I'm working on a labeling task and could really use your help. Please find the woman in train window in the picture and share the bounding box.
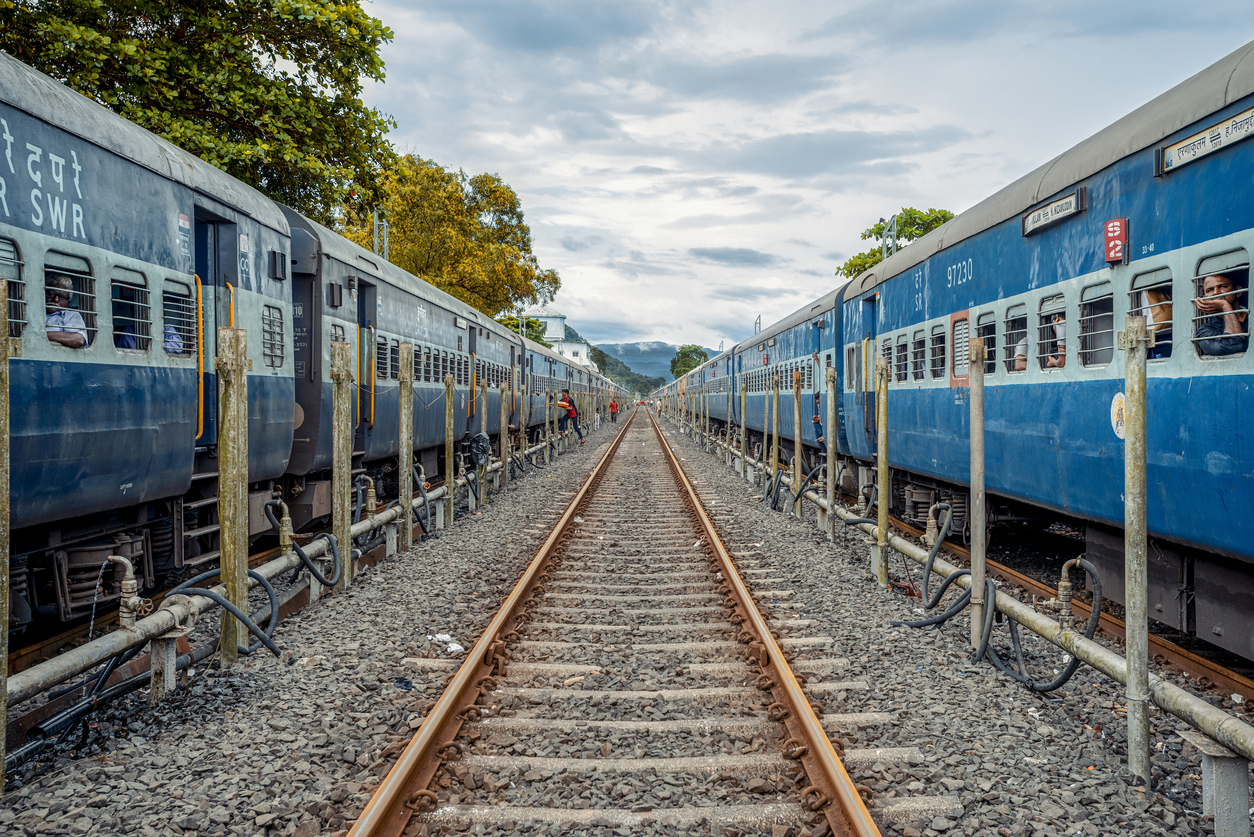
[1195,273,1249,356]
[1138,287,1173,359]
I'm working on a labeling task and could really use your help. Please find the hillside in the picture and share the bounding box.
[595,342,720,382]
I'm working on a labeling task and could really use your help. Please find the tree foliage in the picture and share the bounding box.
[0,0,398,224]
[496,315,551,348]
[590,346,665,395]
[835,207,955,279]
[670,344,709,378]
[346,155,561,317]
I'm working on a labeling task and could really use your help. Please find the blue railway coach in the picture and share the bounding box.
[669,41,1254,659]
[0,53,625,633]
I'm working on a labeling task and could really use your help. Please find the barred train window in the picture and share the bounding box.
[162,280,196,356]
[1079,283,1114,367]
[845,347,856,391]
[0,238,26,338]
[911,330,925,380]
[330,323,345,345]
[1191,249,1249,359]
[1004,304,1027,373]
[414,346,423,382]
[44,251,97,346]
[952,319,969,377]
[976,313,996,375]
[389,339,400,380]
[375,336,388,378]
[894,336,908,382]
[1037,295,1066,370]
[111,269,151,351]
[929,325,946,379]
[1129,268,1172,360]
[262,305,284,367]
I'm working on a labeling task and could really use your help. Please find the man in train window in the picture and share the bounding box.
[1195,273,1249,356]
[45,272,87,348]
[1045,312,1066,368]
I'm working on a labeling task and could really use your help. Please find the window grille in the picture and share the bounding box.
[911,331,926,380]
[1079,283,1115,366]
[881,339,892,381]
[375,336,388,378]
[976,313,996,375]
[414,346,423,383]
[930,326,946,378]
[1191,250,1249,358]
[110,270,151,351]
[44,253,97,345]
[1037,295,1066,370]
[1,239,25,338]
[331,323,345,345]
[161,280,196,356]
[260,305,283,367]
[952,319,969,377]
[1004,305,1027,372]
[390,339,400,380]
[845,347,856,391]
[894,336,908,382]
[1129,268,1173,360]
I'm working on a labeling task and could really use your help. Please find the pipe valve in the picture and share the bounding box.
[108,555,147,629]
[1057,559,1078,632]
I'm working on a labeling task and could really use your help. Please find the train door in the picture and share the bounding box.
[465,326,478,435]
[356,279,377,435]
[860,294,878,446]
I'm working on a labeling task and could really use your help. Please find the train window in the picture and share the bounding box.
[0,238,26,338]
[880,339,892,382]
[413,346,422,382]
[976,313,996,375]
[1004,304,1027,373]
[423,347,432,382]
[44,252,97,347]
[894,335,908,382]
[911,331,925,380]
[261,305,284,367]
[1129,268,1173,360]
[389,340,400,380]
[1191,249,1249,358]
[1078,283,1115,367]
[111,271,152,351]
[952,319,969,377]
[331,323,346,346]
[929,325,946,379]
[845,347,856,391]
[443,351,450,382]
[375,336,388,378]
[161,280,196,357]
[1036,295,1066,370]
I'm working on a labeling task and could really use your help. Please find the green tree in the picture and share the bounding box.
[670,344,709,378]
[496,315,551,347]
[835,207,955,279]
[0,0,398,224]
[346,155,560,317]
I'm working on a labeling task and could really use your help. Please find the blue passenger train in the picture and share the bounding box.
[0,53,623,632]
[664,41,1254,660]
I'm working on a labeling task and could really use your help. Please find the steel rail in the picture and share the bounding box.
[347,410,638,837]
[646,410,881,837]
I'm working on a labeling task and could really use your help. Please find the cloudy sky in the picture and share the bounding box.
[362,1,1252,349]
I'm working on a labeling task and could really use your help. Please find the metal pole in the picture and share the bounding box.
[770,374,780,480]
[444,374,455,524]
[793,369,803,515]
[215,327,248,664]
[825,366,837,542]
[968,337,986,649]
[875,357,889,588]
[739,378,748,478]
[0,277,10,773]
[399,342,414,550]
[331,342,352,589]
[1124,314,1152,783]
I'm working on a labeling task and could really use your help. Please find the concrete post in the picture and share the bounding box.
[0,277,10,772]
[763,379,771,484]
[770,374,780,480]
[499,382,509,484]
[215,327,248,665]
[544,389,552,464]
[968,337,986,650]
[331,343,352,591]
[875,357,889,588]
[398,342,414,550]
[793,369,803,516]
[1123,314,1152,783]
[444,374,455,524]
[478,386,488,504]
[739,379,748,478]
[825,366,837,542]
[149,634,179,705]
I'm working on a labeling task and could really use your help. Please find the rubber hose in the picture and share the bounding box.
[792,462,825,507]
[290,533,343,589]
[465,470,480,503]
[918,504,954,606]
[172,588,281,657]
[173,566,280,654]
[889,569,973,626]
[412,466,432,533]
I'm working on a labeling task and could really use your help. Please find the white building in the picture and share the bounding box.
[522,303,599,372]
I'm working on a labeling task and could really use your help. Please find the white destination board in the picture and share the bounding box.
[1022,190,1083,236]
[1162,105,1254,172]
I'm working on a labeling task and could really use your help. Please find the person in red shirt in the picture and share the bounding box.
[556,389,584,444]
[609,398,619,422]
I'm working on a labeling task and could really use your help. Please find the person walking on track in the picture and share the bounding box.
[609,398,619,422]
[556,389,584,445]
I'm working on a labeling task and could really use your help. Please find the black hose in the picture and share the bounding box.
[168,584,281,657]
[465,470,480,503]
[413,466,432,534]
[290,534,343,589]
[919,504,954,605]
[171,566,281,655]
[792,462,825,507]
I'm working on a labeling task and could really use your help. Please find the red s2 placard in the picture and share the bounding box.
[1105,218,1128,264]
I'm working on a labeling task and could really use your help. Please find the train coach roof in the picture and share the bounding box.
[0,52,290,235]
[733,285,846,352]
[847,39,1254,297]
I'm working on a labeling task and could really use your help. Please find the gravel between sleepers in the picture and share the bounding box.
[0,425,618,837]
[660,418,1254,837]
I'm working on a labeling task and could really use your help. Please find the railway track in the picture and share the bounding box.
[347,409,962,837]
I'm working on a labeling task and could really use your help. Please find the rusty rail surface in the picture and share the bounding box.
[347,410,640,837]
[887,516,1254,701]
[649,411,880,837]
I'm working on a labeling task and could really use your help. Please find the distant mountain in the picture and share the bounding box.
[595,342,719,382]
